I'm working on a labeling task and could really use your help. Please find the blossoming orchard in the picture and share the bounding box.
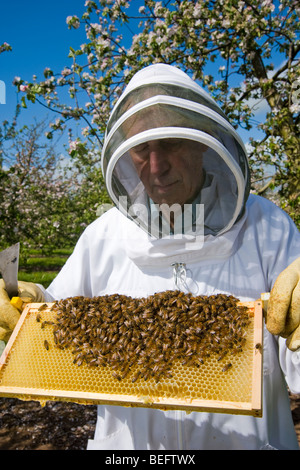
[0,0,299,253]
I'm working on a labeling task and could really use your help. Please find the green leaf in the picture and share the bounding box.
[21,96,27,108]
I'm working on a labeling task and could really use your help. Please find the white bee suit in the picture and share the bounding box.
[45,64,300,449]
[45,195,300,450]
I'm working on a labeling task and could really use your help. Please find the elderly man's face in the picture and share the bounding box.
[129,138,205,206]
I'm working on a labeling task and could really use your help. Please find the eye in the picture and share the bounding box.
[132,142,148,152]
[132,142,149,153]
[130,142,150,161]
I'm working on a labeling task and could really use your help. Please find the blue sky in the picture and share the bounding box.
[0,1,88,129]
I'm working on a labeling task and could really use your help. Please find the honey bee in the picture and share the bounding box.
[112,372,121,381]
[38,303,48,311]
[121,369,129,380]
[44,340,50,351]
[222,363,232,372]
[217,352,227,362]
[131,371,141,383]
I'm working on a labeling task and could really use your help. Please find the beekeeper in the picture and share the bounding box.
[0,64,300,450]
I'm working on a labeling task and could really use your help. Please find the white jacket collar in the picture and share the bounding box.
[121,208,247,268]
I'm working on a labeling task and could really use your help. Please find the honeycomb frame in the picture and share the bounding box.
[0,300,263,416]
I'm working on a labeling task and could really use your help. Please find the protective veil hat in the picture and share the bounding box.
[101,64,250,238]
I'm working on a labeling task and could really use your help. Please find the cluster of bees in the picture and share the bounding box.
[40,290,251,383]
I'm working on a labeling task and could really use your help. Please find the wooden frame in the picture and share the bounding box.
[0,300,263,416]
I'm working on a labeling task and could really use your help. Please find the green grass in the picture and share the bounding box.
[18,271,59,288]
[23,256,67,270]
[18,248,72,288]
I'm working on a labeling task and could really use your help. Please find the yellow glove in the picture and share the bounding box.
[266,257,300,351]
[0,279,45,342]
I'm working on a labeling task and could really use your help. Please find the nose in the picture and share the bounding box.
[148,142,170,176]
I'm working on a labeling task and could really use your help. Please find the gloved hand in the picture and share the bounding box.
[266,257,300,351]
[0,279,45,342]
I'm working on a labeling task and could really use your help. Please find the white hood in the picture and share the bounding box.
[101,64,250,239]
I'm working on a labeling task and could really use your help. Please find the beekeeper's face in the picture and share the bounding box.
[129,138,206,206]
